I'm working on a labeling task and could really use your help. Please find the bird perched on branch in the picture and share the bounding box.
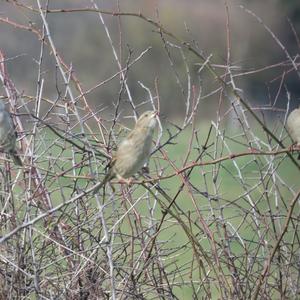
[0,101,22,166]
[286,107,300,160]
[94,110,158,193]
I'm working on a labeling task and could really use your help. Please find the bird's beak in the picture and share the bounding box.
[153,110,159,117]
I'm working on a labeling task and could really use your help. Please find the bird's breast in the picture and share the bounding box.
[114,129,153,178]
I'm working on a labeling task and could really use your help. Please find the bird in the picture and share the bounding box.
[0,101,22,166]
[286,107,300,160]
[94,110,158,193]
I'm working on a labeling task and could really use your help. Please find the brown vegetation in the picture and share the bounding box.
[0,1,300,299]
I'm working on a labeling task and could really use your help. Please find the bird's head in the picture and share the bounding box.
[135,110,158,130]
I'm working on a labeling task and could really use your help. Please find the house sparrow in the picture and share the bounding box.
[286,107,300,159]
[0,101,22,166]
[94,110,158,193]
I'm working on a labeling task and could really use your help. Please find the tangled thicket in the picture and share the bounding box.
[0,1,300,299]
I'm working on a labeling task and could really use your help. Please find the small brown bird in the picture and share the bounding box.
[0,101,22,166]
[286,107,300,160]
[94,110,158,193]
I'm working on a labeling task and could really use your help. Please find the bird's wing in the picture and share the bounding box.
[0,112,17,151]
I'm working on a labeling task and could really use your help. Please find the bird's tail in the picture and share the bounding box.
[93,172,114,194]
[298,153,300,160]
[12,152,22,166]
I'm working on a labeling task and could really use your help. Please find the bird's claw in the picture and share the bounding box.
[118,177,133,185]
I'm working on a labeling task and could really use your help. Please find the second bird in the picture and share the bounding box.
[286,107,300,160]
[0,101,22,166]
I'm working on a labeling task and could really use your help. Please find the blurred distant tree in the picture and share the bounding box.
[277,0,300,107]
[279,0,300,45]
[280,0,300,22]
